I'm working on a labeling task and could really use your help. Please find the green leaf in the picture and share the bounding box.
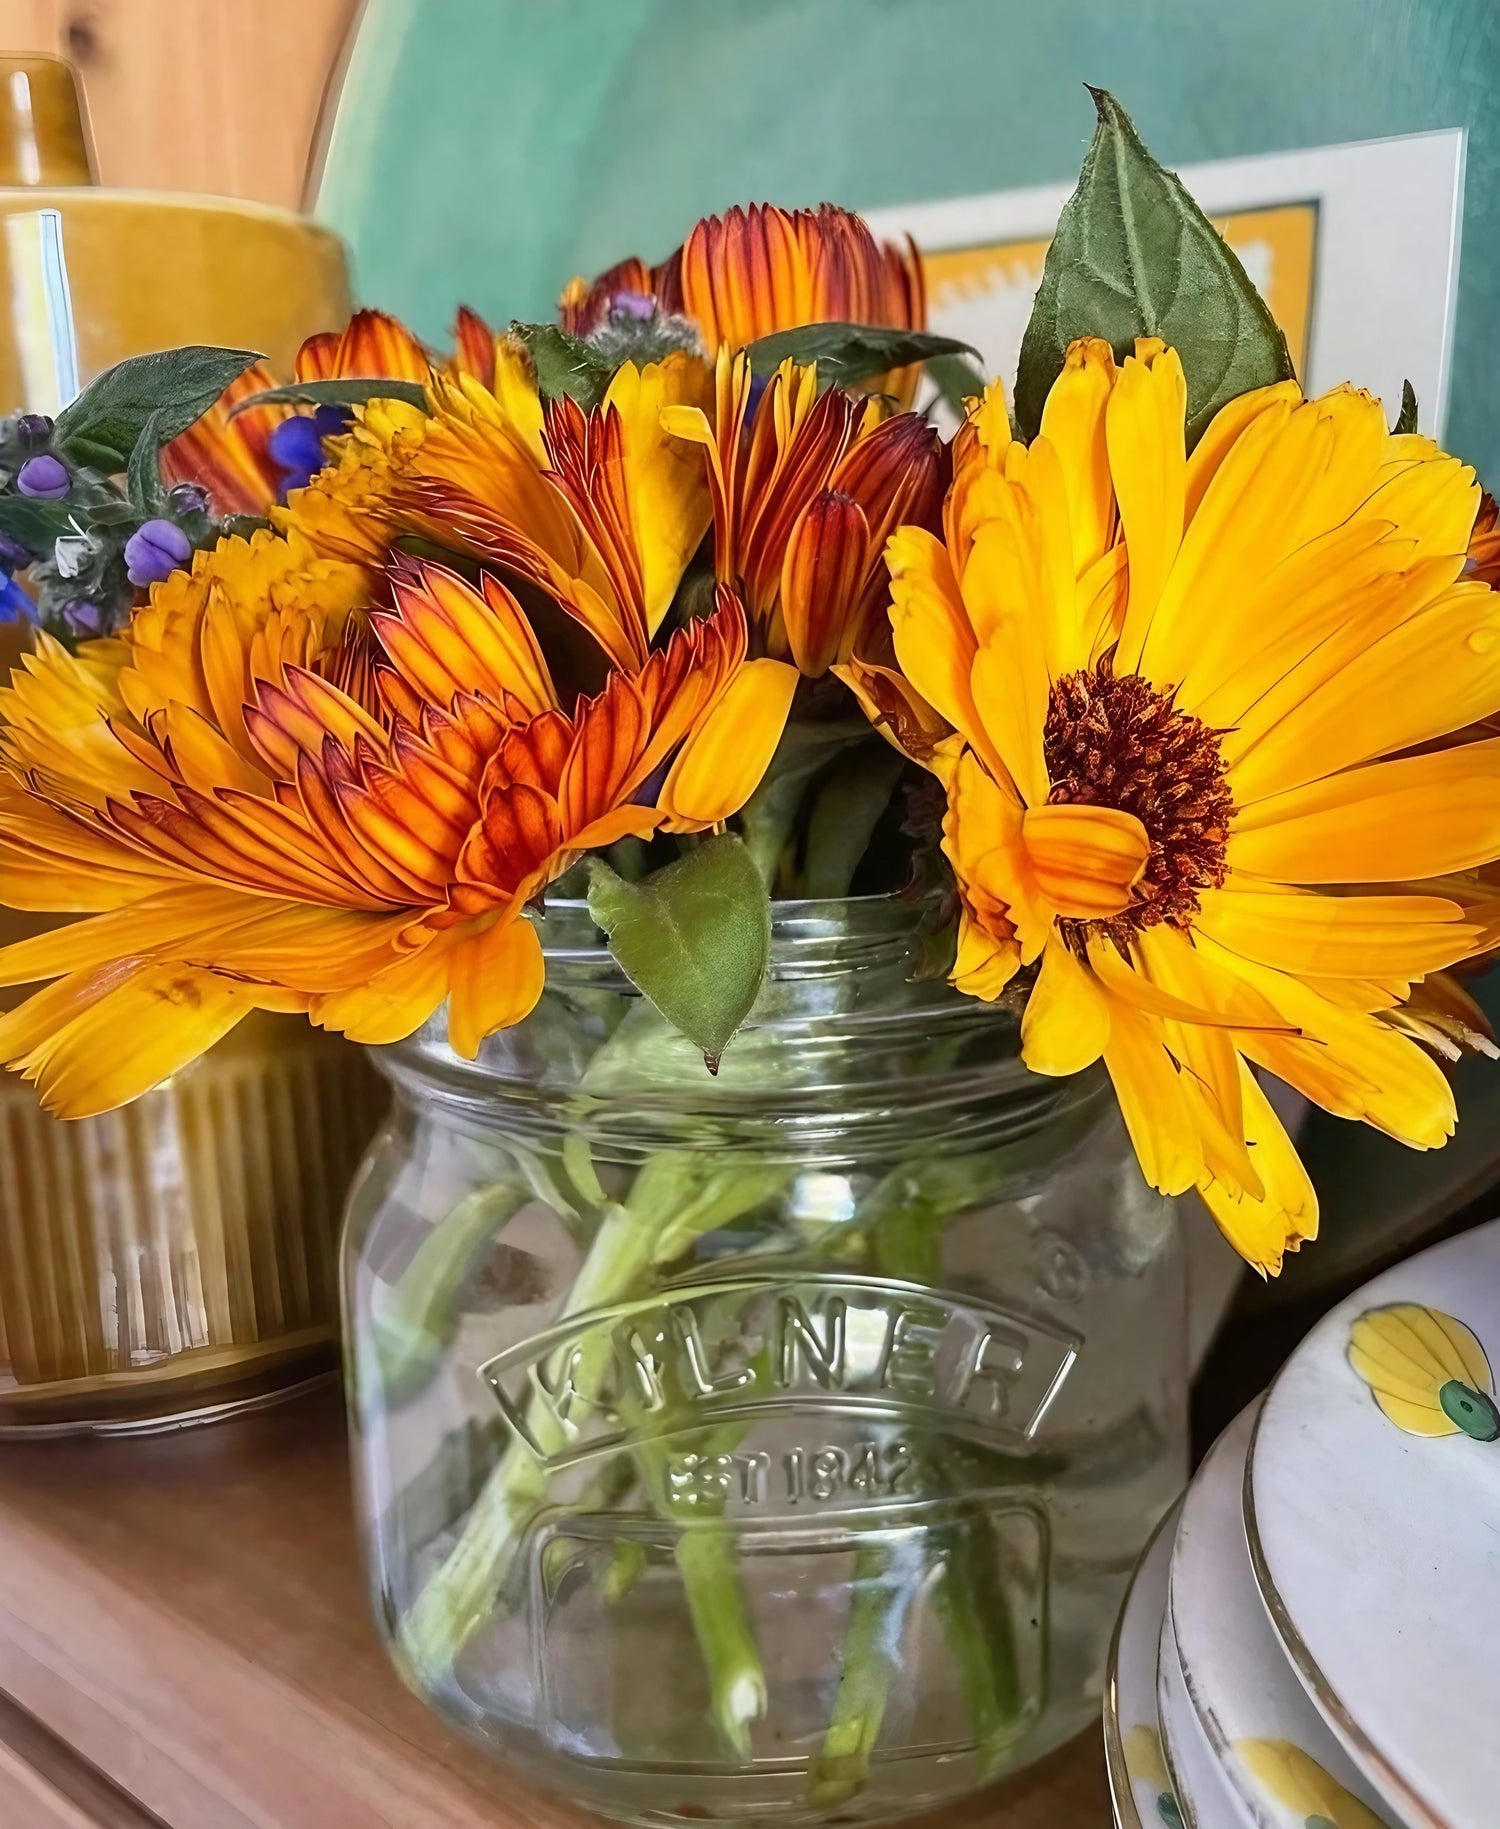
[1014,88,1295,447]
[125,411,168,517]
[586,835,770,1068]
[1394,378,1419,435]
[924,351,990,417]
[227,375,429,418]
[508,322,617,410]
[746,323,982,392]
[0,494,73,551]
[52,345,263,471]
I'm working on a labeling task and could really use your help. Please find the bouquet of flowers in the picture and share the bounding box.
[1,89,1499,1799]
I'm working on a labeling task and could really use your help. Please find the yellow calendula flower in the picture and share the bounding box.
[886,335,1500,1273]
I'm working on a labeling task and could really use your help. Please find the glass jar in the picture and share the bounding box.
[344,899,1186,1825]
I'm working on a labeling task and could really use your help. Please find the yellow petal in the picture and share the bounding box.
[1227,580,1500,804]
[603,354,714,632]
[1198,1061,1317,1276]
[1039,337,1118,578]
[1101,994,1203,1196]
[970,630,1050,809]
[1108,346,1187,672]
[659,658,798,826]
[1020,937,1110,1075]
[1020,802,1149,918]
[1195,885,1475,979]
[446,915,545,1059]
[951,907,1021,1000]
[1228,740,1500,883]
[942,747,1054,966]
[1206,937,1458,1148]
[311,939,452,1045]
[6,963,261,1117]
[888,526,991,760]
[1184,379,1303,522]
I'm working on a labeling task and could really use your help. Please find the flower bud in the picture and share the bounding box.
[16,453,69,499]
[15,413,54,452]
[167,481,210,517]
[124,518,193,587]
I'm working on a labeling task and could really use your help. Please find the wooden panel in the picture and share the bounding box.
[0,1390,1109,1828]
[0,0,361,206]
[0,1691,165,1826]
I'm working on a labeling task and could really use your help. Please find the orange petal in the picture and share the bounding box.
[1020,802,1149,918]
[780,491,872,676]
[446,916,545,1059]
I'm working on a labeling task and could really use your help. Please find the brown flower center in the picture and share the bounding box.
[1042,663,1232,950]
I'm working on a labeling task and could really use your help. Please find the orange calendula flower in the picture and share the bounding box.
[162,307,501,518]
[887,336,1500,1273]
[0,527,790,1116]
[561,203,926,401]
[662,350,947,676]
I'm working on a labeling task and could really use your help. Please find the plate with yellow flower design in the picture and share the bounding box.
[1158,1603,1254,1827]
[1105,1500,1185,1828]
[1170,1402,1399,1828]
[1247,1216,1500,1829]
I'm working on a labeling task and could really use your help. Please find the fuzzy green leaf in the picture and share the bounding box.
[125,411,168,517]
[1394,378,1419,435]
[52,345,263,471]
[0,494,73,551]
[227,375,428,418]
[1014,88,1295,447]
[509,322,616,410]
[587,835,770,1067]
[746,323,982,391]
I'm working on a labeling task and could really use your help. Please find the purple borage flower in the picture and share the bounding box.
[124,518,193,587]
[16,453,69,499]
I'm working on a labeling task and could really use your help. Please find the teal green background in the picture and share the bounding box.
[316,0,1500,475]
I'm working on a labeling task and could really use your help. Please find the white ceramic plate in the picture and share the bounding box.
[1247,1215,1500,1829]
[1171,1401,1403,1828]
[1105,1500,1184,1829]
[1158,1605,1252,1828]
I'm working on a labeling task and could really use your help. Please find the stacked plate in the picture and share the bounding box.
[1105,1214,1500,1829]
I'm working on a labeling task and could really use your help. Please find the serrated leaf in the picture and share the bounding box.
[924,351,990,417]
[1394,379,1419,435]
[227,375,429,418]
[125,411,168,516]
[586,835,770,1066]
[747,323,981,391]
[52,345,263,472]
[1014,88,1295,447]
[0,494,73,551]
[508,322,616,410]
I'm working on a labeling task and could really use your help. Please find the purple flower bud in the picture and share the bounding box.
[15,413,53,450]
[16,453,69,499]
[267,413,326,477]
[167,481,210,516]
[61,599,105,637]
[0,531,31,571]
[609,289,657,323]
[124,518,193,587]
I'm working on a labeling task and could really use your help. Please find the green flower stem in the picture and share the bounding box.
[808,1536,925,1806]
[398,1151,785,1702]
[933,1508,1024,1776]
[674,1523,769,1758]
[372,1179,525,1405]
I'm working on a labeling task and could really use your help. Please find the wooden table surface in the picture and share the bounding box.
[0,1386,1110,1828]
